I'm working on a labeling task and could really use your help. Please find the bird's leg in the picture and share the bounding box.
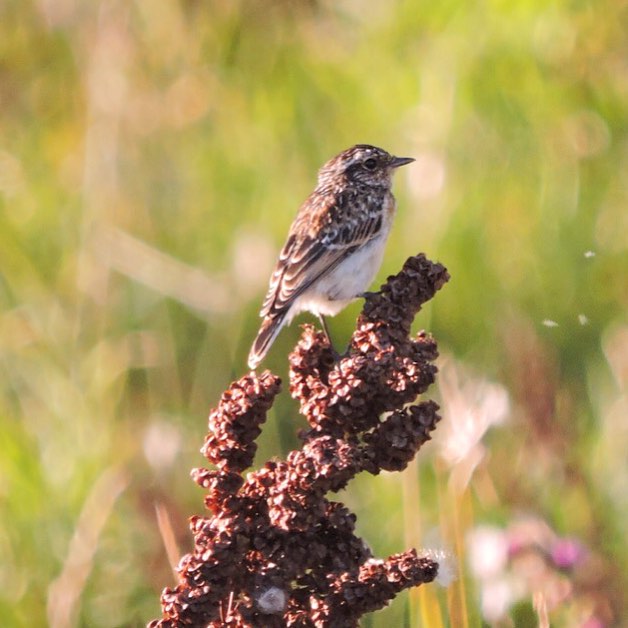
[317,314,340,359]
[358,290,377,299]
[317,313,333,345]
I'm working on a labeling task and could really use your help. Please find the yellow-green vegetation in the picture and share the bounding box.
[1,1,626,626]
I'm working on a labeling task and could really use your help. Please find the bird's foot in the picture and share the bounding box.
[358,291,377,299]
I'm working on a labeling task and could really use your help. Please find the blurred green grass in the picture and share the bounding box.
[1,1,626,626]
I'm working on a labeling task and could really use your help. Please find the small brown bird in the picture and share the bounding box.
[248,144,414,369]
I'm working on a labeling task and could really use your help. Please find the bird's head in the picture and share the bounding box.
[317,144,414,189]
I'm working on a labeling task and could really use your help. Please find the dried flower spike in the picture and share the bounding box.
[149,253,449,627]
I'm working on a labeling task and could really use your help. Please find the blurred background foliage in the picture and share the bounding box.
[0,0,626,626]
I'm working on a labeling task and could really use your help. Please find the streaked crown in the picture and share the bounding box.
[317,144,414,189]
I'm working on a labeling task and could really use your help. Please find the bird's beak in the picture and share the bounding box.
[390,156,415,168]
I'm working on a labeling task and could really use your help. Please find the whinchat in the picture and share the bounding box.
[248,144,414,369]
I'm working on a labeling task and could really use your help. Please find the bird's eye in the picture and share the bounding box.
[363,157,378,170]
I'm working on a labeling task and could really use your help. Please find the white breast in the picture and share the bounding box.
[287,229,390,321]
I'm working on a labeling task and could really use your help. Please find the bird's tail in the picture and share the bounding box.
[248,312,287,369]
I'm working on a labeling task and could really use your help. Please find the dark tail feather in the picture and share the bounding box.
[248,313,287,369]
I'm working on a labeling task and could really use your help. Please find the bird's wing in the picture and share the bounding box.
[260,192,384,318]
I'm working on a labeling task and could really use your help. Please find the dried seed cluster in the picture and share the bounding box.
[149,254,449,627]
